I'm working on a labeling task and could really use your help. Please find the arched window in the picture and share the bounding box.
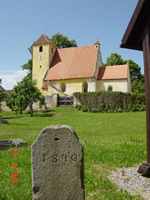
[108,85,113,91]
[61,84,66,92]
[84,82,88,92]
[39,46,43,52]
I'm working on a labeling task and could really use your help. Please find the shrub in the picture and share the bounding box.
[73,91,145,113]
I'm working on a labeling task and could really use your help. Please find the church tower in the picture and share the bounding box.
[32,34,56,91]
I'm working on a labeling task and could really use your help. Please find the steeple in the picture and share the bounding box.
[32,34,56,92]
[95,40,100,48]
[33,34,56,47]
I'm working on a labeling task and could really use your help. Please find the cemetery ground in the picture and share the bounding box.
[0,107,146,200]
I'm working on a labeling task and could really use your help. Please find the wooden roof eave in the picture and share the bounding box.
[120,0,150,51]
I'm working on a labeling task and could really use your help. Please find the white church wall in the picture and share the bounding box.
[100,79,129,93]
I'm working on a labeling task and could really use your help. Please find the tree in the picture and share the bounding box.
[0,88,7,123]
[6,85,28,114]
[51,33,77,48]
[0,89,7,112]
[125,59,145,95]
[104,53,145,95]
[21,46,32,79]
[104,53,124,66]
[6,77,44,116]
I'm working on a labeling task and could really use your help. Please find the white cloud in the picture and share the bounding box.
[0,70,28,90]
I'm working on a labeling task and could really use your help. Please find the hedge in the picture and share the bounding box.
[73,91,145,113]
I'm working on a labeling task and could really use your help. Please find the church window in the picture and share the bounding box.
[84,82,88,92]
[40,65,42,68]
[108,85,113,91]
[51,48,53,53]
[61,84,66,92]
[39,46,43,52]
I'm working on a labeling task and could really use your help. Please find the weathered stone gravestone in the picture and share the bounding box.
[32,125,85,200]
[0,139,28,150]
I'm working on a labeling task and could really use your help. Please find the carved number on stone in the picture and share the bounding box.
[52,154,77,163]
[71,154,77,162]
[52,154,58,163]
[62,154,68,163]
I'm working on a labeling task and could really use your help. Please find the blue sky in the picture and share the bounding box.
[0,0,143,90]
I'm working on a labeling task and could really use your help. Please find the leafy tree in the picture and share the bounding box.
[0,88,7,123]
[6,77,44,116]
[21,46,32,79]
[125,59,144,83]
[104,53,124,66]
[51,33,77,48]
[0,88,7,112]
[104,53,145,95]
[125,59,145,95]
[6,85,28,114]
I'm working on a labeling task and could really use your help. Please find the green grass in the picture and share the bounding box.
[0,107,146,200]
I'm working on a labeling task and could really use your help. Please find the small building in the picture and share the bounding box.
[32,34,131,96]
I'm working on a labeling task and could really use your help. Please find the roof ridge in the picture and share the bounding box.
[104,64,128,67]
[57,44,95,51]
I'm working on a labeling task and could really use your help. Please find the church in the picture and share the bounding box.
[32,34,131,96]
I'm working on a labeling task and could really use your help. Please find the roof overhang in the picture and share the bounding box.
[120,0,150,51]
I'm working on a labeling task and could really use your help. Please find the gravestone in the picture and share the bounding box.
[32,125,85,200]
[0,139,28,150]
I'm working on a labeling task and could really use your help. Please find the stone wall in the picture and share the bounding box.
[1,101,11,111]
[1,94,58,111]
[30,94,58,111]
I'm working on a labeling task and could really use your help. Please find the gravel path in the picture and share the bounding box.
[109,167,150,200]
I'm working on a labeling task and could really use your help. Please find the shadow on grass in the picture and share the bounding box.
[37,113,55,118]
[9,123,30,126]
[2,116,24,120]
[41,109,54,113]
[33,109,55,118]
[2,109,55,120]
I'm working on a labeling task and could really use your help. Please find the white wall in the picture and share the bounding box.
[100,79,129,93]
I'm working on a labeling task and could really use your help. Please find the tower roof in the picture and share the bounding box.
[94,40,100,45]
[33,34,56,47]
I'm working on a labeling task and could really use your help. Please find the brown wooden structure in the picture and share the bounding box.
[121,0,150,176]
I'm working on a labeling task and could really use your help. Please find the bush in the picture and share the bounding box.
[73,91,145,113]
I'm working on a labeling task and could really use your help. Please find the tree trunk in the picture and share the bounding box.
[29,102,33,117]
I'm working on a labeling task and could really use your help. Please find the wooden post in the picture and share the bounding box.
[138,27,150,176]
[142,27,150,163]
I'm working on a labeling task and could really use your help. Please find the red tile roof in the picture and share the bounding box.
[97,65,129,80]
[44,45,97,80]
[33,34,56,47]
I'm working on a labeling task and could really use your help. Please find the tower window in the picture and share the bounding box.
[39,46,43,52]
[83,83,88,92]
[51,48,53,53]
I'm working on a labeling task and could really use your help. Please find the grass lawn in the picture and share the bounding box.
[0,107,146,200]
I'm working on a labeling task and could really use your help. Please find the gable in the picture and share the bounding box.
[44,45,97,80]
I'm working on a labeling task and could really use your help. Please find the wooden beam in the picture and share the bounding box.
[142,27,150,163]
